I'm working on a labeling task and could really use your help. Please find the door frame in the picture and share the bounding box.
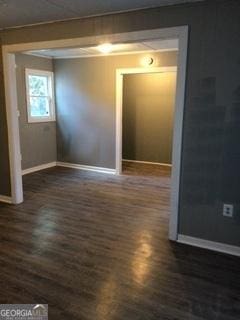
[116,66,177,174]
[2,26,188,241]
[116,64,183,241]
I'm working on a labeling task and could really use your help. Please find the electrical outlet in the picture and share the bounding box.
[223,204,234,218]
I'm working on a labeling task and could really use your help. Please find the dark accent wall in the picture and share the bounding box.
[122,72,177,164]
[15,53,57,170]
[0,0,240,246]
[54,52,177,168]
[0,44,11,196]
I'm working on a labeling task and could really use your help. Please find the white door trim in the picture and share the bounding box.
[116,28,188,241]
[2,52,23,204]
[168,28,188,240]
[2,26,187,53]
[2,26,188,241]
[116,66,177,174]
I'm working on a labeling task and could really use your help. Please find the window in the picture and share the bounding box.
[25,68,56,123]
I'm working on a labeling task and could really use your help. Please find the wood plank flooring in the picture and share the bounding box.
[0,164,239,320]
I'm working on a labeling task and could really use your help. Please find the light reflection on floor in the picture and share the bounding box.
[132,230,152,286]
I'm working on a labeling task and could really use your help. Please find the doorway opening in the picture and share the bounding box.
[2,26,188,241]
[116,67,177,176]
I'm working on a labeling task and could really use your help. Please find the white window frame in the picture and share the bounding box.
[25,68,56,123]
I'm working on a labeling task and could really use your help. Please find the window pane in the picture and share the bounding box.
[30,96,50,117]
[28,75,48,96]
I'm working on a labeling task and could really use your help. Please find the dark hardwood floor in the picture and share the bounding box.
[0,164,239,320]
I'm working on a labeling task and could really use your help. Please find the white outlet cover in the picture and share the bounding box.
[223,204,234,218]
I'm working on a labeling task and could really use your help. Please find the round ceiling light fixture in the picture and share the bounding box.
[97,43,113,54]
[141,56,154,67]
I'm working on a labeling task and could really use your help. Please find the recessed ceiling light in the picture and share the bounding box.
[97,43,113,54]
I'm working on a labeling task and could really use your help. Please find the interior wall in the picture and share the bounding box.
[15,53,57,170]
[0,0,240,247]
[122,72,177,164]
[0,44,11,196]
[54,51,177,168]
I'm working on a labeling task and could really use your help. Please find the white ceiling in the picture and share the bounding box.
[0,0,203,29]
[25,39,178,59]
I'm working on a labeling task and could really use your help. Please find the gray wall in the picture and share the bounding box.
[0,44,11,196]
[15,53,56,170]
[54,52,177,168]
[122,72,177,164]
[0,0,240,247]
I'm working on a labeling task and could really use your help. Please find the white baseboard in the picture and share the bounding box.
[122,159,172,167]
[178,234,240,257]
[0,195,12,204]
[22,162,57,175]
[57,162,116,175]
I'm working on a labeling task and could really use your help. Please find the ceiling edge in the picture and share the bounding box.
[0,1,205,32]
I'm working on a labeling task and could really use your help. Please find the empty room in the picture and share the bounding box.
[0,1,239,320]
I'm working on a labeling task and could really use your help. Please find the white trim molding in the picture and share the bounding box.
[116,66,177,175]
[168,27,188,241]
[0,195,12,204]
[114,28,188,243]
[2,52,23,204]
[3,26,187,53]
[57,162,116,174]
[22,162,57,176]
[122,159,172,167]
[178,235,240,257]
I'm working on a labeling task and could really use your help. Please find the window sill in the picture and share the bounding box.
[28,118,56,124]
